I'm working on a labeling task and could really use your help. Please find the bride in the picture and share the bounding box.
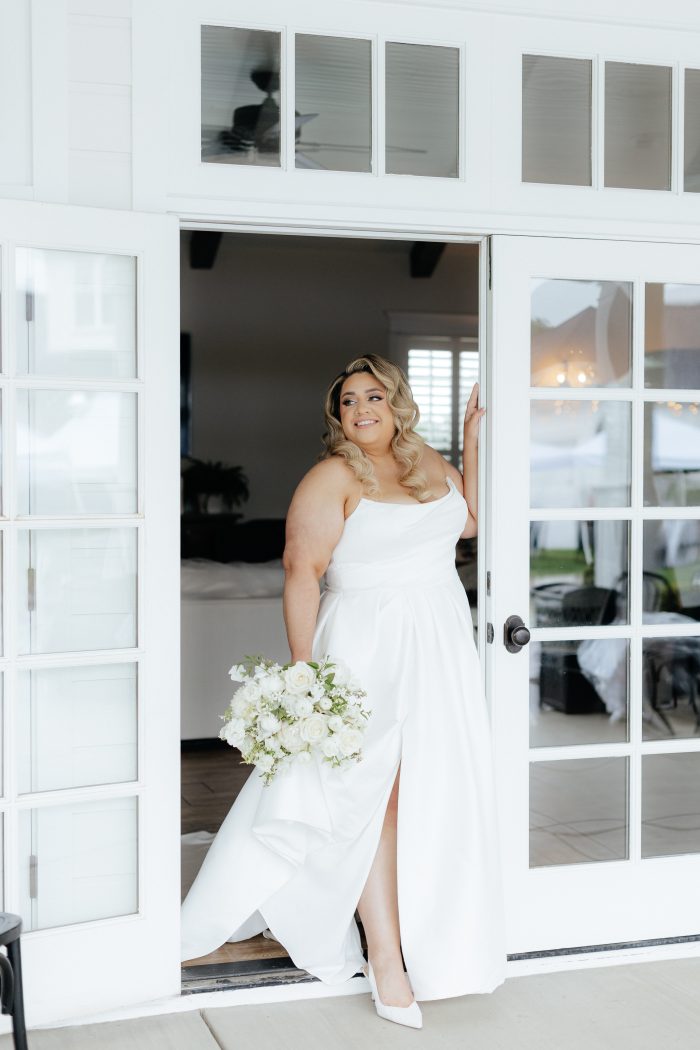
[181,353,507,1029]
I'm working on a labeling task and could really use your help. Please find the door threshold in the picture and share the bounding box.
[182,955,366,996]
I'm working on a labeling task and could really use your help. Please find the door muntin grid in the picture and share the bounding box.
[529,277,700,868]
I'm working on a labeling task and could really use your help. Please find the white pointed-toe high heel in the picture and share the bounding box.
[364,960,423,1029]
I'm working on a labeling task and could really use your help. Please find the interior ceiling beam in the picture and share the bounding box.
[190,231,223,270]
[409,241,445,278]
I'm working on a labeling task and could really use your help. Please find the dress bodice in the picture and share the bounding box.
[324,476,468,592]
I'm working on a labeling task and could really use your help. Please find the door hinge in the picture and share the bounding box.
[486,621,494,643]
[27,567,36,612]
[29,855,38,900]
[486,570,491,596]
[25,291,34,323]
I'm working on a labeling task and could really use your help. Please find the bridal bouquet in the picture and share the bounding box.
[220,655,371,785]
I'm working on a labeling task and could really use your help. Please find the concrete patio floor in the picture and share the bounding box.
[3,955,700,1049]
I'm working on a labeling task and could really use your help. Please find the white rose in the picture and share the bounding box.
[259,713,281,737]
[321,736,341,758]
[300,713,329,745]
[229,663,247,682]
[328,715,344,732]
[329,658,353,687]
[239,681,261,703]
[318,696,332,711]
[256,753,274,772]
[279,722,304,753]
[279,693,299,715]
[231,695,250,718]
[295,749,312,765]
[295,697,314,717]
[284,662,316,694]
[221,717,246,746]
[309,683,326,701]
[337,727,363,757]
[263,673,285,694]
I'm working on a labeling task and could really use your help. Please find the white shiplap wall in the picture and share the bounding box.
[67,0,132,208]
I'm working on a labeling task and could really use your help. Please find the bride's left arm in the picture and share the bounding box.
[442,380,485,539]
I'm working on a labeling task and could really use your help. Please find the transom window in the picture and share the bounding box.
[200,25,461,178]
[523,55,699,194]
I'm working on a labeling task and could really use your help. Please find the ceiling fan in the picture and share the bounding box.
[216,68,428,168]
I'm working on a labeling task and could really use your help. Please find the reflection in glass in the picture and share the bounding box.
[685,69,700,193]
[645,284,700,389]
[530,639,629,747]
[385,43,459,178]
[644,402,700,507]
[605,62,671,190]
[642,753,700,857]
[522,55,592,186]
[17,664,137,793]
[16,249,136,379]
[530,757,628,866]
[642,519,700,624]
[201,26,281,166]
[17,390,137,516]
[531,279,632,388]
[530,520,629,626]
[530,400,631,508]
[17,528,137,654]
[19,797,137,931]
[295,35,371,172]
[642,637,700,740]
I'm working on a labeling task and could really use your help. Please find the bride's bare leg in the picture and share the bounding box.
[356,763,414,1007]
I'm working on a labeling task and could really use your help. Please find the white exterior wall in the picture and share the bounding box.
[3,0,700,233]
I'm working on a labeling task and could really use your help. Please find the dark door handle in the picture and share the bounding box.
[504,614,531,653]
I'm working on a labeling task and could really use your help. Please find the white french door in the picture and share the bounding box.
[0,200,180,1024]
[489,235,700,954]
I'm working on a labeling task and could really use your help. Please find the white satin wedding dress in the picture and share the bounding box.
[180,474,507,1001]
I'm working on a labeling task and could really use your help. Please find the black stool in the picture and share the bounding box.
[0,914,28,1050]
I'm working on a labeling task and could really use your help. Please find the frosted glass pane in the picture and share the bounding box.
[16,248,136,378]
[645,283,700,389]
[17,390,137,516]
[17,528,137,654]
[531,279,632,388]
[605,62,671,190]
[295,35,371,172]
[201,26,281,166]
[530,400,631,508]
[522,55,592,186]
[685,69,700,192]
[19,797,138,931]
[17,664,137,793]
[385,43,458,178]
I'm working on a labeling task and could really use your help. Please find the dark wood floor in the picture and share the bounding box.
[181,742,251,835]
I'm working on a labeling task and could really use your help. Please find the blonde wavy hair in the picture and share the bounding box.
[320,354,431,501]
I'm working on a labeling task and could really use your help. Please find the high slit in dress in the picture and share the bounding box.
[180,474,508,1001]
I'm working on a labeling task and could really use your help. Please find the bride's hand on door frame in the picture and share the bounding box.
[463,381,486,447]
